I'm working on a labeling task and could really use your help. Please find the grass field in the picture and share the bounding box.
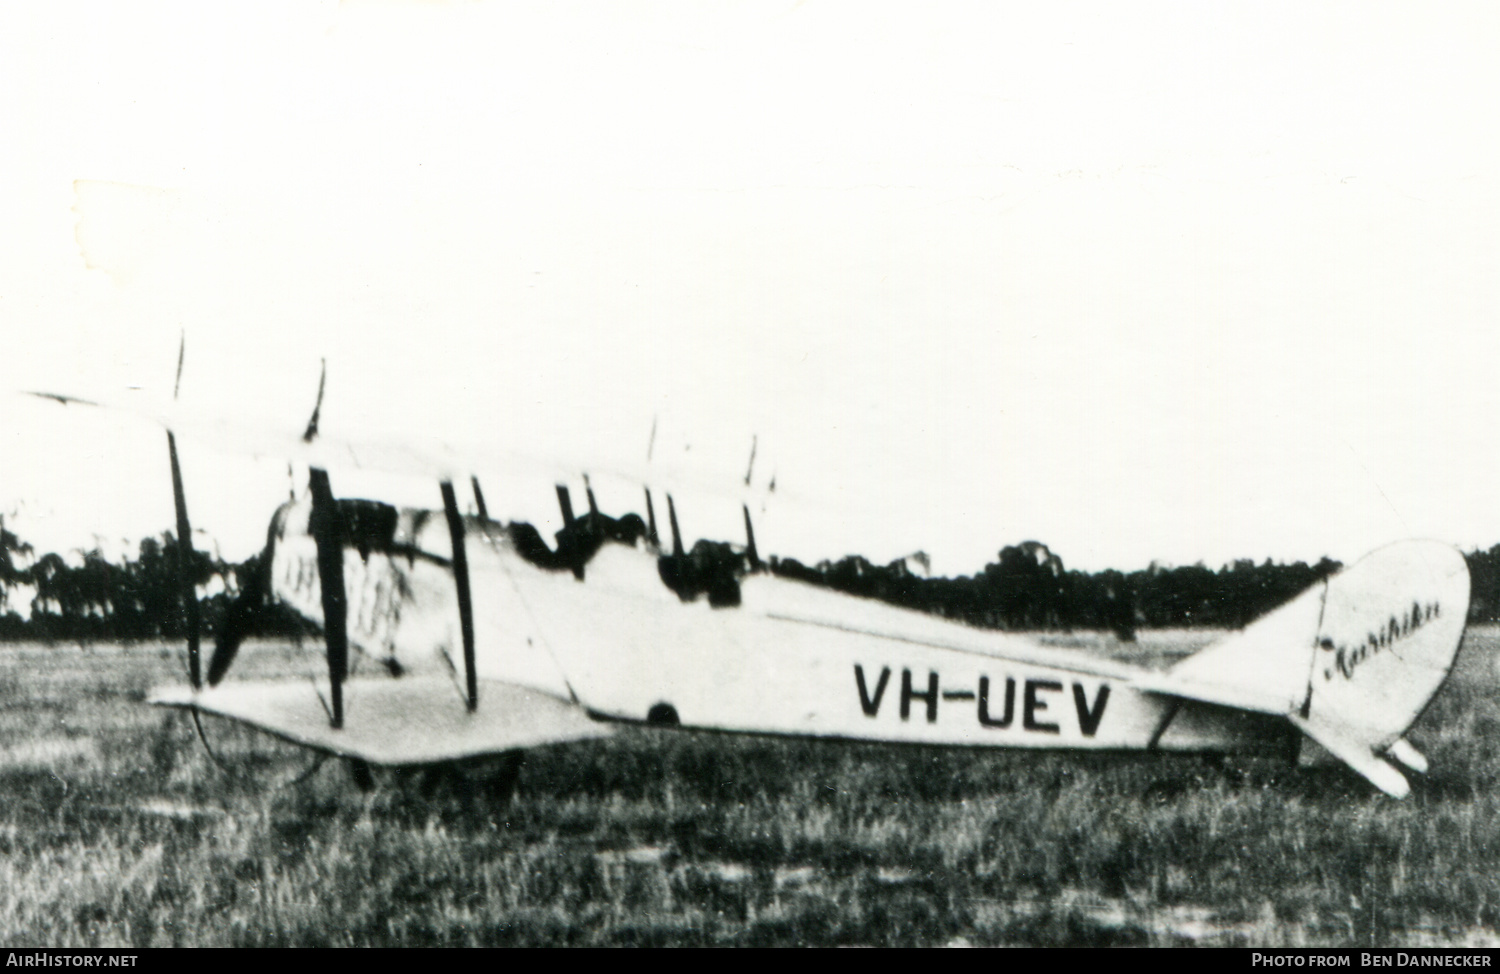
[1,627,1498,947]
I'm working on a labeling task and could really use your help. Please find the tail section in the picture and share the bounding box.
[1146,575,1329,715]
[1142,540,1469,797]
[1292,540,1468,796]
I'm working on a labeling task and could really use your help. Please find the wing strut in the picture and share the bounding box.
[307,468,348,728]
[166,334,201,689]
[302,360,347,728]
[471,476,489,520]
[440,481,478,712]
[667,494,684,557]
[644,488,660,548]
[168,433,202,689]
[742,504,760,571]
[556,485,576,528]
[584,474,599,517]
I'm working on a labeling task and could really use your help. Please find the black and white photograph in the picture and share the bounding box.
[1,1,1499,949]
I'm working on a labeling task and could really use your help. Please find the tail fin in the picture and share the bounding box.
[1143,540,1470,797]
[1292,540,1469,796]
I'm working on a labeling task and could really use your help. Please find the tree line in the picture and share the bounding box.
[0,521,307,642]
[769,542,1345,640]
[4,517,1500,642]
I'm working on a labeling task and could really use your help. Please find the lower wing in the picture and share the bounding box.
[149,677,612,765]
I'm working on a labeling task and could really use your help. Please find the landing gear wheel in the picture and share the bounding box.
[348,758,376,792]
[482,750,526,803]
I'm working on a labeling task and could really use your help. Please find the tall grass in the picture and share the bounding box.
[0,630,1496,946]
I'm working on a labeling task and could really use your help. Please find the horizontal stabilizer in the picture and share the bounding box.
[1136,580,1326,715]
[1386,737,1429,775]
[150,677,612,765]
[1289,712,1409,798]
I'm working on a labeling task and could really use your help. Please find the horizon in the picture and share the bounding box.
[0,464,1455,581]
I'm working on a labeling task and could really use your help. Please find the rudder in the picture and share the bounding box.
[1292,540,1469,795]
[1144,539,1469,797]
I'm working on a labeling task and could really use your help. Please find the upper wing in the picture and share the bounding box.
[20,387,769,506]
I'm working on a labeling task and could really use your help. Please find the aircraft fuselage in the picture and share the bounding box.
[264,507,1291,759]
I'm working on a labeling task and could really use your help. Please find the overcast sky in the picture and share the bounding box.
[2,1,1499,575]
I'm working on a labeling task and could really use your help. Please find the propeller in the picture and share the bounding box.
[170,340,270,687]
[206,519,273,686]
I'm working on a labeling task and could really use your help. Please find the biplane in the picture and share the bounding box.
[29,361,1472,801]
